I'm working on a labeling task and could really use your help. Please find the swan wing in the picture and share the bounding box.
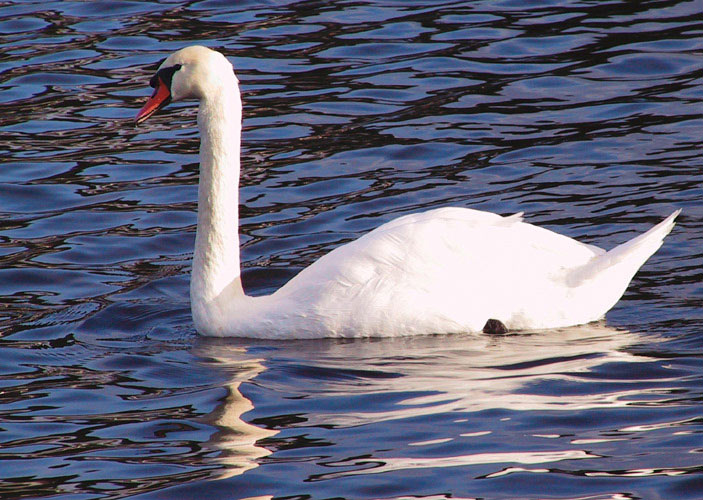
[275,207,603,335]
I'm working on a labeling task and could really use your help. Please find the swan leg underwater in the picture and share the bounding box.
[134,45,680,339]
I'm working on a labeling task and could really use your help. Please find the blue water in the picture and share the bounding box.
[1,1,703,498]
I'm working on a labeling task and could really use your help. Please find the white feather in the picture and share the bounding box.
[138,46,679,339]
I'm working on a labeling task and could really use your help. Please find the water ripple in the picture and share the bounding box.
[1,0,702,498]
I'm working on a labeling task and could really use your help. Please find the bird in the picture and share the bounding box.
[135,45,680,339]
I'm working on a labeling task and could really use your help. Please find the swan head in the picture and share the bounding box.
[135,45,236,125]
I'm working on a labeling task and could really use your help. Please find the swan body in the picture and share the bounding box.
[136,46,679,339]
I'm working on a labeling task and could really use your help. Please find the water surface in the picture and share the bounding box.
[1,1,702,499]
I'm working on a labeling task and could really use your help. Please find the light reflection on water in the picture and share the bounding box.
[1,0,702,499]
[200,348,277,480]
[197,324,699,497]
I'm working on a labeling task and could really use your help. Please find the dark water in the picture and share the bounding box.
[1,1,703,498]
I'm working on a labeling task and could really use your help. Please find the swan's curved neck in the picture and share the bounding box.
[191,80,245,329]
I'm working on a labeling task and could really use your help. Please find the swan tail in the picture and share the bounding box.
[567,209,681,288]
[607,209,680,264]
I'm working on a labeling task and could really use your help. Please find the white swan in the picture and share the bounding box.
[135,46,679,339]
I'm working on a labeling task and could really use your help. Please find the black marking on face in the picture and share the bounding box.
[149,64,182,90]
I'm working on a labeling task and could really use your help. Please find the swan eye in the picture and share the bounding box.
[149,64,183,89]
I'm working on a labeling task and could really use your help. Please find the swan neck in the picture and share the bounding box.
[191,83,245,323]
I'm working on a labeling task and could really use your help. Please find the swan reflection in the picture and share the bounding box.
[196,323,658,480]
[197,344,277,479]
[262,324,656,428]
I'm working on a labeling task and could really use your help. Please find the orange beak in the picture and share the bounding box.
[135,77,171,125]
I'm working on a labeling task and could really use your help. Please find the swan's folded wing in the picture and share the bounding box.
[274,207,605,334]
